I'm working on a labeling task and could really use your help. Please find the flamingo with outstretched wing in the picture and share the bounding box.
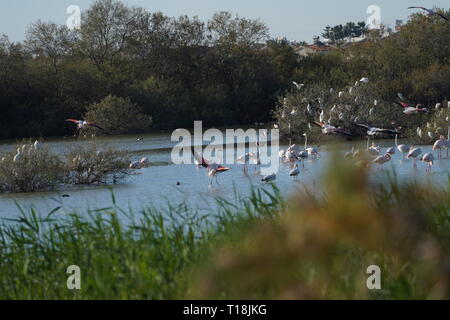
[65,119,104,137]
[408,6,448,21]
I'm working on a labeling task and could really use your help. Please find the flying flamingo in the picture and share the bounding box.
[407,6,449,21]
[356,124,399,136]
[395,134,410,158]
[407,147,422,168]
[312,121,352,137]
[192,149,230,185]
[394,102,429,115]
[420,153,434,173]
[66,119,104,137]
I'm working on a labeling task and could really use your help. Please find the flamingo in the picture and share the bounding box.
[386,146,396,155]
[420,153,434,172]
[432,136,446,159]
[192,149,230,185]
[66,119,104,137]
[129,161,142,169]
[407,147,422,168]
[394,102,429,115]
[312,121,352,137]
[139,157,150,166]
[407,6,448,21]
[395,134,410,158]
[445,127,450,158]
[303,132,320,159]
[237,152,252,173]
[261,173,276,182]
[373,153,391,168]
[356,124,399,136]
[289,164,300,178]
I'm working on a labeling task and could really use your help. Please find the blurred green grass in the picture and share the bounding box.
[0,155,449,299]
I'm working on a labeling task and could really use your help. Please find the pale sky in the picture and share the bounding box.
[1,0,448,42]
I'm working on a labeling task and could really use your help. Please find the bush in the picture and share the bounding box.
[65,143,131,185]
[85,95,153,135]
[0,141,65,193]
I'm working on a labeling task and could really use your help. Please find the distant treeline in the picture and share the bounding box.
[0,0,449,139]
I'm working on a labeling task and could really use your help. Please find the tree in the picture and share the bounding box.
[85,95,152,134]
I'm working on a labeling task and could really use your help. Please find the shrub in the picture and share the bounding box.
[65,143,131,185]
[85,95,153,135]
[0,141,65,193]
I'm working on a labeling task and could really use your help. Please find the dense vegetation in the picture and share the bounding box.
[0,156,448,299]
[0,141,130,192]
[0,0,448,140]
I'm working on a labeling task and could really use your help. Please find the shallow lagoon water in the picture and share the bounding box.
[0,133,449,221]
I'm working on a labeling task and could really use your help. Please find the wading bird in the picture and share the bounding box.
[356,124,399,136]
[312,121,352,137]
[432,136,446,159]
[261,173,276,182]
[373,153,391,168]
[395,134,410,158]
[192,149,230,185]
[367,139,381,156]
[407,6,449,21]
[420,153,434,173]
[303,132,320,159]
[407,147,422,168]
[65,119,104,137]
[289,164,300,178]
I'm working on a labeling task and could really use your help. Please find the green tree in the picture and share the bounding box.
[85,95,152,134]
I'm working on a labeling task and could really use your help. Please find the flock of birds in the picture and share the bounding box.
[59,6,448,185]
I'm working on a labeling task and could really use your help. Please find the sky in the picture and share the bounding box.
[0,0,448,43]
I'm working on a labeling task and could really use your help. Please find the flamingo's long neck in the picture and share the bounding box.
[304,134,308,150]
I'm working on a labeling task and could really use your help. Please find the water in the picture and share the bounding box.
[0,133,449,221]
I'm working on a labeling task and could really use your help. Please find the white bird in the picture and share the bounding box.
[428,131,434,140]
[420,153,434,173]
[303,132,320,158]
[407,147,422,169]
[373,153,391,167]
[261,173,276,182]
[395,134,410,158]
[435,103,441,110]
[386,146,396,155]
[129,161,142,169]
[13,153,21,163]
[432,136,446,159]
[374,100,378,106]
[360,77,369,84]
[139,157,150,166]
[338,91,344,98]
[289,164,300,178]
[274,124,279,129]
[293,81,305,90]
[368,142,381,156]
